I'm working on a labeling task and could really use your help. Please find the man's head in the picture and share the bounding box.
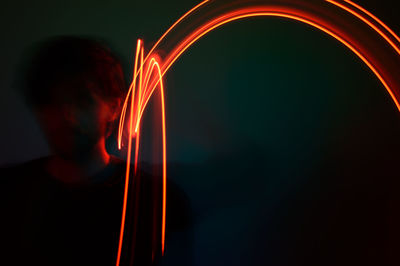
[22,36,126,158]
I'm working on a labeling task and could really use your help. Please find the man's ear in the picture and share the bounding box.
[105,99,122,122]
[104,99,122,138]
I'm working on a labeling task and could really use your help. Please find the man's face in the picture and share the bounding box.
[35,92,118,159]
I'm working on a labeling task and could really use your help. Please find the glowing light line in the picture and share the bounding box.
[344,0,400,44]
[116,39,142,266]
[129,0,210,87]
[117,41,167,265]
[134,47,144,174]
[144,0,209,64]
[116,1,400,265]
[152,60,167,255]
[327,0,400,56]
[141,8,400,114]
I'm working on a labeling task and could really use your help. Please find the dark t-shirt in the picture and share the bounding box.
[0,156,191,266]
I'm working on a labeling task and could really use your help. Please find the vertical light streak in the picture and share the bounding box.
[134,58,158,133]
[117,41,167,264]
[153,60,167,255]
[116,39,142,266]
[134,47,144,174]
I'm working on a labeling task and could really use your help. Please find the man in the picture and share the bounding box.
[1,36,192,266]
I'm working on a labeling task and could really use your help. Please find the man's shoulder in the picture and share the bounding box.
[1,156,48,172]
[0,157,49,186]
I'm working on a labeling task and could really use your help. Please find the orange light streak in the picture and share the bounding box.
[136,8,400,117]
[134,47,144,174]
[128,0,210,90]
[116,38,142,266]
[326,0,400,56]
[144,0,209,64]
[344,0,400,44]
[117,40,167,264]
[116,1,400,265]
[152,60,167,255]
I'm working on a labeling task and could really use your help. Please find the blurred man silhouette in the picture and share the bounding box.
[0,36,192,266]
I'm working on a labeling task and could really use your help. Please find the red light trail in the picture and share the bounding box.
[116,1,400,265]
[116,39,167,265]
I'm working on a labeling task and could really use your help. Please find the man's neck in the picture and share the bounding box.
[46,138,111,185]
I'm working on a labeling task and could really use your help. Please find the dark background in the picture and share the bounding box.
[1,0,400,265]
